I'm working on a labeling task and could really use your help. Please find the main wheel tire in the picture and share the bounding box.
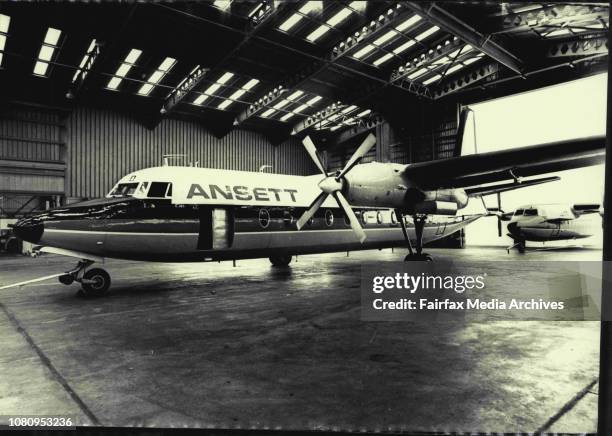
[269,255,292,267]
[81,268,111,296]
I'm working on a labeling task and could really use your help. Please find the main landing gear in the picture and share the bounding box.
[269,255,293,267]
[395,210,433,261]
[58,260,111,296]
[507,239,526,254]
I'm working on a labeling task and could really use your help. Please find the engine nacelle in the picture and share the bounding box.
[412,201,458,215]
[422,189,469,209]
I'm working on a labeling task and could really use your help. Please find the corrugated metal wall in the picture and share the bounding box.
[66,107,317,198]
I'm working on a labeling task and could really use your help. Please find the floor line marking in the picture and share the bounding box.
[0,302,101,426]
[535,377,598,433]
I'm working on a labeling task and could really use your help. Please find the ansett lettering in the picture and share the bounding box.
[187,184,298,202]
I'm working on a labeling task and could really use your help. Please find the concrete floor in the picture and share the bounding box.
[0,247,601,432]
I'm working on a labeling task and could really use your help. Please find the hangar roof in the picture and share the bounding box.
[0,1,608,141]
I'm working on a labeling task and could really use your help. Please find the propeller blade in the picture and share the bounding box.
[302,136,327,175]
[497,217,502,238]
[296,191,328,230]
[336,133,376,180]
[333,192,366,243]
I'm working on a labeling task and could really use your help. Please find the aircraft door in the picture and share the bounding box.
[198,207,234,250]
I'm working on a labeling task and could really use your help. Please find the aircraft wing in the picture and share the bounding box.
[464,176,560,198]
[402,135,605,189]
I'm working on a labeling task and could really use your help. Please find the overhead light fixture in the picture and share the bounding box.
[138,56,177,96]
[395,15,421,32]
[33,27,62,77]
[415,26,440,42]
[423,74,441,85]
[72,39,97,82]
[373,53,393,66]
[107,48,141,89]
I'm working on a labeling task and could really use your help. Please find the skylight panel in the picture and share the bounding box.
[408,67,428,80]
[373,30,397,46]
[280,112,294,121]
[279,1,322,32]
[423,74,441,85]
[194,72,236,105]
[356,109,371,117]
[393,39,416,55]
[330,124,343,132]
[307,2,358,42]
[373,53,393,66]
[273,99,290,110]
[287,90,304,100]
[293,103,309,113]
[33,27,62,77]
[261,108,276,117]
[72,39,97,82]
[138,56,177,96]
[415,26,440,41]
[395,15,421,32]
[0,14,10,33]
[243,78,259,90]
[306,95,322,106]
[445,63,464,75]
[0,14,9,67]
[107,48,141,89]
[213,0,232,12]
[463,57,481,66]
[354,44,376,59]
[217,77,258,110]
[341,105,357,114]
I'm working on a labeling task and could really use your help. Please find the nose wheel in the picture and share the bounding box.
[58,260,111,296]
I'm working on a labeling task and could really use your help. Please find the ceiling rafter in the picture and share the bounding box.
[431,62,500,99]
[233,3,419,128]
[547,34,609,58]
[156,0,289,125]
[404,2,524,74]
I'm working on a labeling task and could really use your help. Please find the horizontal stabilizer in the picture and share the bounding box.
[465,176,560,197]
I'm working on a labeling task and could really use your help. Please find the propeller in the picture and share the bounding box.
[296,133,376,243]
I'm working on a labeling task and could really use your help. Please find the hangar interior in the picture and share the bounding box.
[0,1,609,432]
[0,1,607,218]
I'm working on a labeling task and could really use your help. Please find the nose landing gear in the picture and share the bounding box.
[58,260,111,296]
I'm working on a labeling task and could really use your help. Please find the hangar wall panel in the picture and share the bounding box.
[66,107,316,198]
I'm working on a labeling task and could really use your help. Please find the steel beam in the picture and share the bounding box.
[159,0,287,121]
[547,35,609,58]
[329,115,384,147]
[234,4,418,127]
[431,62,500,99]
[67,42,102,100]
[405,2,524,74]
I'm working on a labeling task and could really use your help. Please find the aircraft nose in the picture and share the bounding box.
[12,219,44,244]
[506,221,519,237]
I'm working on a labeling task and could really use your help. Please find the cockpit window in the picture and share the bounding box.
[148,182,170,198]
[524,209,538,216]
[137,182,149,195]
[109,183,138,197]
[515,209,524,216]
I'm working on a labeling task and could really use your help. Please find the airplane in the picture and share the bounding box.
[497,203,602,253]
[8,133,605,296]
